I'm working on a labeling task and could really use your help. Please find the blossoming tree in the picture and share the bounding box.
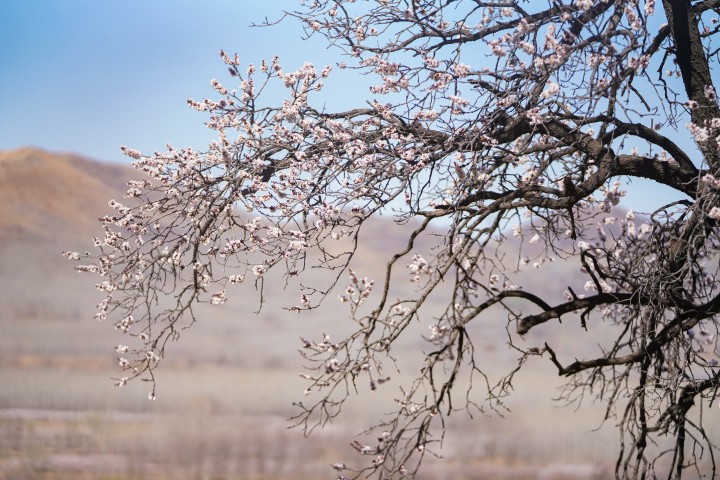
[72,0,720,478]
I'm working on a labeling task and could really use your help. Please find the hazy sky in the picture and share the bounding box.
[0,0,352,163]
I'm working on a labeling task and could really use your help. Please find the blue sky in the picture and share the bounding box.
[0,0,350,162]
[0,1,693,212]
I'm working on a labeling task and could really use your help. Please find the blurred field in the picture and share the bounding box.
[0,360,619,480]
[0,294,625,479]
[0,148,715,479]
[0,262,624,480]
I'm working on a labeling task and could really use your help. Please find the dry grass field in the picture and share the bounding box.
[0,148,715,479]
[0,357,620,480]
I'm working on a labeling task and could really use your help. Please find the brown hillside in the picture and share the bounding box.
[0,148,136,321]
[0,148,133,243]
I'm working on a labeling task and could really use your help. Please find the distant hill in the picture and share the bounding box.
[0,148,136,322]
[0,148,133,243]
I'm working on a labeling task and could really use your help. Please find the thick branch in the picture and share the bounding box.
[517,292,634,335]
